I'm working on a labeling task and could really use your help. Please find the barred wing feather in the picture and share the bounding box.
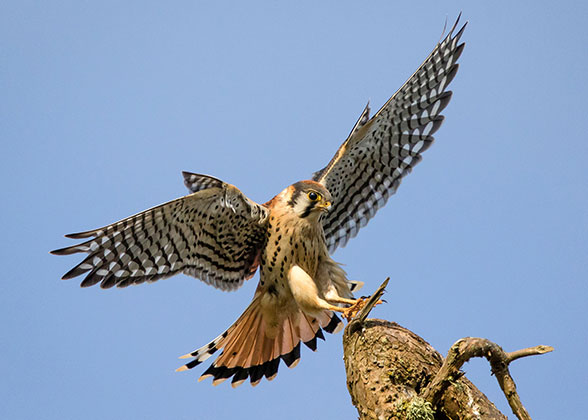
[314,17,466,253]
[51,179,269,291]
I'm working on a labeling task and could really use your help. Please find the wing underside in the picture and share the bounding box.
[315,16,467,253]
[51,176,269,291]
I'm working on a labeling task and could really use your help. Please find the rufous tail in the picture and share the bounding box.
[176,298,343,387]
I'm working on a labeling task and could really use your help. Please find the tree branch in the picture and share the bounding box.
[421,338,553,420]
[342,279,553,420]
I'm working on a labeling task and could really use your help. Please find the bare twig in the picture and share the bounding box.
[506,345,554,363]
[354,277,389,322]
[421,337,554,420]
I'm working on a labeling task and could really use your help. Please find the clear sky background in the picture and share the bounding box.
[2,1,586,419]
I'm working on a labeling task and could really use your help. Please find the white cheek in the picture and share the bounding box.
[293,199,310,216]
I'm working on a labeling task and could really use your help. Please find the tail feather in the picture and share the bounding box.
[297,312,316,344]
[244,319,269,386]
[264,326,284,381]
[323,312,343,334]
[219,316,254,369]
[224,312,263,387]
[302,313,325,351]
[234,311,265,369]
[280,342,301,368]
[281,317,300,368]
[206,315,257,385]
[177,298,343,387]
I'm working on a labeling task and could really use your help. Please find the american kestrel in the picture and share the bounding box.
[52,18,466,387]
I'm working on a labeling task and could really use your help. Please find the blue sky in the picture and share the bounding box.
[2,1,587,419]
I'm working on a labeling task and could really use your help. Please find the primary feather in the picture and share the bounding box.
[52,16,466,387]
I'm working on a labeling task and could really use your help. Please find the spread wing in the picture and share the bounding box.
[314,16,466,253]
[51,174,269,291]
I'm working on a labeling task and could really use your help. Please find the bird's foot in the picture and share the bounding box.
[341,297,383,321]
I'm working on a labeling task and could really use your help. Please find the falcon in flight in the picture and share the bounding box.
[52,17,466,387]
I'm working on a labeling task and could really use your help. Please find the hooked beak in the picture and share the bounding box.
[317,201,331,212]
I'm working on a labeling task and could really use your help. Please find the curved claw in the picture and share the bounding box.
[342,297,384,321]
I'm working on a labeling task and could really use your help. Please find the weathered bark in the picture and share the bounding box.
[343,319,506,420]
[341,280,552,419]
[343,318,554,419]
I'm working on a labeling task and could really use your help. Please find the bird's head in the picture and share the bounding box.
[286,180,332,220]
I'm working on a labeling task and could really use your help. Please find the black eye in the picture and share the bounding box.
[308,191,319,201]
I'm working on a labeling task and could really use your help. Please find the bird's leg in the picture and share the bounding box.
[288,265,380,321]
[323,300,365,321]
[326,296,358,306]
